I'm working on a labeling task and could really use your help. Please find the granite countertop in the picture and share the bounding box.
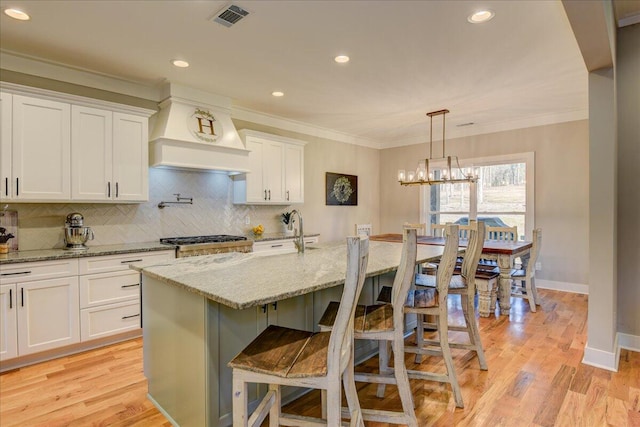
[133,240,446,310]
[0,242,175,265]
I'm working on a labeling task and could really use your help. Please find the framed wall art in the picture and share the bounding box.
[326,172,358,206]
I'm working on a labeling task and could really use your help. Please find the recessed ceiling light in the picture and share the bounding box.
[468,10,495,24]
[4,8,30,20]
[271,91,284,97]
[334,55,350,64]
[171,59,189,68]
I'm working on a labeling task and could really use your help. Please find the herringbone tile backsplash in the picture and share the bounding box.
[7,169,288,251]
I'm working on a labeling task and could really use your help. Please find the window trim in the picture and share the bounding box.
[420,152,535,239]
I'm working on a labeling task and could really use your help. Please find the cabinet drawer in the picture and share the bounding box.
[252,237,319,255]
[79,270,140,309]
[80,300,140,341]
[78,251,173,274]
[0,259,78,285]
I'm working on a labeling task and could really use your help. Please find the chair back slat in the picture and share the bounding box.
[436,225,460,296]
[526,229,542,275]
[392,228,418,325]
[461,221,486,281]
[355,224,372,236]
[328,236,370,375]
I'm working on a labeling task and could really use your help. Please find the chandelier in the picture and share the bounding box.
[398,109,477,186]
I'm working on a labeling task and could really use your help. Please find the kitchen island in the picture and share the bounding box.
[134,240,446,427]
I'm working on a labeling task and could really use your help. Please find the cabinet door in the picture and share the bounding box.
[71,105,113,200]
[284,143,304,203]
[17,277,80,356]
[263,140,285,203]
[0,284,18,361]
[0,92,12,201]
[112,113,148,201]
[244,138,267,202]
[12,95,71,200]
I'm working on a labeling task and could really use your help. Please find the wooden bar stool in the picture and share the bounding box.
[413,221,488,373]
[318,227,419,426]
[377,225,463,407]
[228,236,369,427]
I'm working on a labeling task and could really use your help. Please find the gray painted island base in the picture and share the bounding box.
[137,240,446,426]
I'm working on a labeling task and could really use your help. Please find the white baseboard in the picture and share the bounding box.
[536,279,589,294]
[618,333,640,352]
[582,335,620,372]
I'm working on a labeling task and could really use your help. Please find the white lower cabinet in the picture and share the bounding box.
[0,250,174,366]
[0,284,18,361]
[78,251,174,341]
[0,259,79,361]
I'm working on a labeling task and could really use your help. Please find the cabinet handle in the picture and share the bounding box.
[1,271,32,277]
[261,304,267,313]
[116,182,119,198]
[4,177,7,197]
[16,178,19,196]
[9,288,12,309]
[264,189,267,200]
[121,283,140,289]
[286,190,290,201]
[268,190,271,200]
[272,301,278,310]
[270,244,283,248]
[20,287,24,307]
[108,182,111,198]
[122,313,140,320]
[120,259,143,264]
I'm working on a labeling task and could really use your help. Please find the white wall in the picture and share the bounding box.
[379,120,590,287]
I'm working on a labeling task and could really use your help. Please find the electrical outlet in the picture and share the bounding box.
[535,262,542,271]
[245,216,250,225]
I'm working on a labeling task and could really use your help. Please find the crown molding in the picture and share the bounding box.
[0,50,162,101]
[231,106,382,149]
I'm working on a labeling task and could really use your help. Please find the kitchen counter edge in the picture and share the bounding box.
[0,242,176,265]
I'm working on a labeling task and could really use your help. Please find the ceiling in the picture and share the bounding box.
[0,1,631,148]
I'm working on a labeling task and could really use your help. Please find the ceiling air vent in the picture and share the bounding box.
[213,4,249,27]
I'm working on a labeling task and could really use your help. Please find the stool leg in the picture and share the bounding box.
[268,384,280,427]
[462,292,487,370]
[321,389,327,419]
[392,337,418,426]
[376,339,390,398]
[415,314,424,364]
[326,377,342,425]
[232,371,249,427]
[439,312,463,408]
[343,353,364,427]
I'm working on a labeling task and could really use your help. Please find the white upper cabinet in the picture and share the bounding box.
[12,95,71,200]
[1,83,153,203]
[71,105,113,200]
[233,130,306,205]
[112,113,149,201]
[72,107,148,201]
[0,92,12,201]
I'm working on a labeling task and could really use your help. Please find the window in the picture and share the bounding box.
[420,152,534,240]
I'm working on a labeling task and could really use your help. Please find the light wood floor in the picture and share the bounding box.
[1,289,638,426]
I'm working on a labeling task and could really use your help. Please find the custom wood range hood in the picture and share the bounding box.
[149,83,251,175]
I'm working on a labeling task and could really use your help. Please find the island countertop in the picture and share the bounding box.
[133,240,446,310]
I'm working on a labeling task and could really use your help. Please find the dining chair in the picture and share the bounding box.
[228,236,369,427]
[378,224,463,407]
[508,228,542,312]
[403,222,426,235]
[317,227,419,426]
[355,223,372,236]
[485,225,517,241]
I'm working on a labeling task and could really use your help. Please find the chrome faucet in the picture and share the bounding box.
[290,209,304,253]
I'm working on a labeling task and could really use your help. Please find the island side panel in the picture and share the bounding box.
[142,274,208,427]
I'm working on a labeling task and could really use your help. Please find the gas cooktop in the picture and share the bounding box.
[160,235,248,245]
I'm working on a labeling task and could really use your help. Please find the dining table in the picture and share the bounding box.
[370,234,533,316]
